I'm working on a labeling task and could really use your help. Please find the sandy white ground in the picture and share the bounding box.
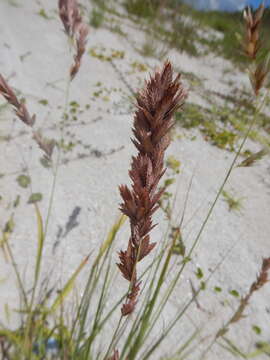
[0,0,270,359]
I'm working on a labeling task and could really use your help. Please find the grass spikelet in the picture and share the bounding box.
[249,53,270,96]
[118,61,187,315]
[108,349,119,360]
[70,23,89,79]
[0,74,35,126]
[222,190,243,212]
[238,147,269,167]
[243,2,264,60]
[58,0,82,38]
[217,257,270,336]
[242,2,270,96]
[234,257,270,319]
[0,75,55,158]
[58,0,89,80]
[33,130,55,159]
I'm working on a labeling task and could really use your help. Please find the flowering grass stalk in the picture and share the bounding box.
[58,0,89,80]
[242,2,270,96]
[0,75,55,159]
[243,2,264,60]
[0,75,35,126]
[224,257,270,328]
[58,0,82,37]
[118,61,187,316]
[200,257,270,360]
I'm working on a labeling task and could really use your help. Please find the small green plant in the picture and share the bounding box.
[109,23,126,36]
[28,193,43,204]
[170,18,199,57]
[255,342,270,356]
[130,61,148,72]
[37,8,51,20]
[252,325,262,335]
[166,155,181,173]
[229,289,240,298]
[175,100,270,151]
[16,174,31,188]
[89,46,125,61]
[90,8,104,28]
[195,267,204,279]
[214,286,222,293]
[175,102,205,129]
[202,122,238,151]
[140,35,158,58]
[5,0,19,6]
[238,148,269,167]
[222,190,244,212]
[124,0,158,18]
[38,99,49,106]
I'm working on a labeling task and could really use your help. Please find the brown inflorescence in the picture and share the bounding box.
[247,257,270,297]
[0,74,35,127]
[242,2,270,96]
[58,0,82,37]
[32,131,55,159]
[108,349,119,360]
[118,61,187,316]
[249,55,270,96]
[243,3,264,60]
[228,257,270,326]
[0,75,55,159]
[58,0,89,80]
[70,23,89,80]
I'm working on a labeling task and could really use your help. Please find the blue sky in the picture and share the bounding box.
[248,0,269,8]
[184,0,269,11]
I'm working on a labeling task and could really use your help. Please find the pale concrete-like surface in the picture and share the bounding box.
[0,1,270,359]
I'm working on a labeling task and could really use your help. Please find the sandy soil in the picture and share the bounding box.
[0,0,270,359]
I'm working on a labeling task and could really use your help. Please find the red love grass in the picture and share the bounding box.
[118,61,187,316]
[108,349,119,360]
[70,23,89,80]
[229,257,270,325]
[0,74,35,127]
[58,0,82,38]
[0,75,55,159]
[58,0,89,80]
[216,257,270,339]
[32,130,55,159]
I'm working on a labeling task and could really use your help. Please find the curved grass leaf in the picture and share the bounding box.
[51,254,90,313]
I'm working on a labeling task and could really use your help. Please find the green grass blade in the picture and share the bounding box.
[247,342,270,358]
[126,235,177,360]
[94,214,126,268]
[72,215,126,354]
[81,259,113,357]
[34,204,45,284]
[51,254,90,313]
